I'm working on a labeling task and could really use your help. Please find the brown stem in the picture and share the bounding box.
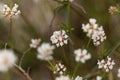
[14,64,32,80]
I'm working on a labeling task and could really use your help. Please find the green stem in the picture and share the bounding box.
[62,47,68,65]
[67,0,71,26]
[48,61,54,69]
[72,62,80,79]
[104,42,120,58]
[19,48,31,66]
[8,18,12,44]
[86,38,91,49]
[6,71,11,80]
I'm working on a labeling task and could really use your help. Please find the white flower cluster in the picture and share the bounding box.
[82,18,106,46]
[37,43,55,61]
[50,30,69,47]
[0,49,17,72]
[97,56,115,72]
[54,62,66,75]
[30,38,41,48]
[0,3,21,19]
[74,49,91,63]
[117,68,120,78]
[96,76,102,80]
[55,75,70,80]
[75,76,83,80]
[55,75,83,80]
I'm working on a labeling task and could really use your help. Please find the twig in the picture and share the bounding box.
[14,64,32,80]
[19,48,31,66]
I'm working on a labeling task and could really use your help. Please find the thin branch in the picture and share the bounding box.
[14,64,32,80]
[19,48,31,66]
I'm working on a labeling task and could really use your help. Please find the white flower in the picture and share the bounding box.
[82,18,106,46]
[0,3,21,19]
[54,62,66,75]
[74,49,91,63]
[55,75,70,80]
[96,76,102,80]
[92,27,106,46]
[37,43,55,61]
[82,18,98,37]
[117,68,120,78]
[75,76,83,80]
[50,30,68,47]
[97,56,115,72]
[30,38,41,48]
[0,49,17,72]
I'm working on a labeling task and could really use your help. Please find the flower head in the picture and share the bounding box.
[92,27,106,46]
[50,30,69,47]
[117,68,120,78]
[96,76,102,80]
[55,75,70,80]
[82,18,98,37]
[108,6,118,14]
[74,49,91,63]
[30,38,41,48]
[97,56,115,72]
[82,18,106,46]
[0,3,21,19]
[75,76,83,80]
[37,43,55,61]
[0,49,17,72]
[54,62,66,75]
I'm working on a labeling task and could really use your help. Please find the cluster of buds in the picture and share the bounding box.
[54,62,66,75]
[0,3,21,19]
[30,38,41,48]
[82,18,106,46]
[108,6,118,14]
[97,56,115,72]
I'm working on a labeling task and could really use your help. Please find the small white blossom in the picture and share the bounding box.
[50,30,69,47]
[37,43,55,61]
[97,56,115,72]
[0,3,21,19]
[96,76,102,80]
[82,18,98,37]
[30,38,41,48]
[117,68,120,78]
[82,18,106,46]
[74,49,91,63]
[0,49,17,72]
[54,62,66,75]
[75,76,83,80]
[55,75,70,80]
